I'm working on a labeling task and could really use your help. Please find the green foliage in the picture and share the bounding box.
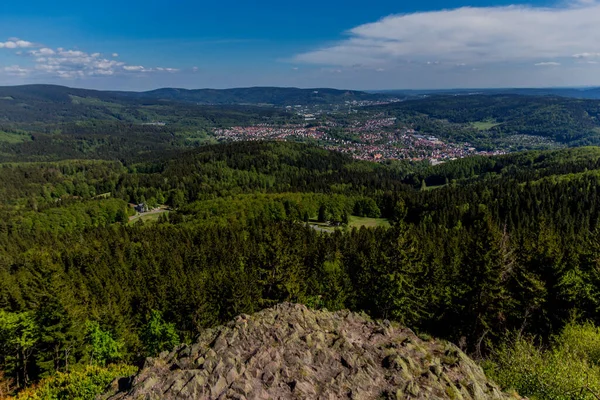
[14,364,137,400]
[353,198,381,218]
[486,323,600,400]
[141,311,179,357]
[556,323,600,366]
[84,322,122,367]
[0,311,38,388]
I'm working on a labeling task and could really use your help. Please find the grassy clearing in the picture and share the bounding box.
[308,216,391,233]
[348,216,391,228]
[69,95,124,108]
[471,120,500,131]
[129,209,169,224]
[0,131,31,144]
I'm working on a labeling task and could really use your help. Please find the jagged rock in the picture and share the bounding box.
[104,303,520,400]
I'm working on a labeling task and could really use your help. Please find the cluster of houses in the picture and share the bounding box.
[212,117,505,164]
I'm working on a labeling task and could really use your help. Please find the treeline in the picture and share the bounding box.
[415,146,600,186]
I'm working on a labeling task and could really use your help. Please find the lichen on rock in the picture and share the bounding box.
[104,303,519,400]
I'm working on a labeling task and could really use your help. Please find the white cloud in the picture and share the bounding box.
[535,61,561,66]
[294,2,600,67]
[57,49,87,58]
[3,65,29,76]
[123,65,148,72]
[32,50,128,78]
[30,48,56,56]
[0,39,34,49]
[155,67,179,72]
[1,38,180,79]
[573,52,600,59]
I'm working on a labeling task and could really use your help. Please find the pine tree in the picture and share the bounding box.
[141,311,180,357]
[318,205,327,223]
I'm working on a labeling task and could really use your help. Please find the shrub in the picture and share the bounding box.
[13,364,137,400]
[485,323,600,400]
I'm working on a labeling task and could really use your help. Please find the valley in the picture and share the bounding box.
[2,86,600,399]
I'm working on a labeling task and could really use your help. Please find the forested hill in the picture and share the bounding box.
[0,84,297,125]
[0,84,388,109]
[128,86,389,105]
[377,87,600,99]
[371,94,600,146]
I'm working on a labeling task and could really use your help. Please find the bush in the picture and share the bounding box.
[13,364,137,400]
[0,370,15,398]
[485,323,600,400]
[557,322,600,366]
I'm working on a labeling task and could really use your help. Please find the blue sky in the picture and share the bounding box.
[1,0,599,90]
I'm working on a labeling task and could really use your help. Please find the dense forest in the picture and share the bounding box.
[3,141,600,398]
[372,94,600,147]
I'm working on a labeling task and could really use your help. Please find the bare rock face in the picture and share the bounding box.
[105,303,518,400]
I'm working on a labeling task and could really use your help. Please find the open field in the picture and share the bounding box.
[471,120,500,131]
[348,216,391,228]
[129,207,169,224]
[309,216,390,232]
[0,131,31,144]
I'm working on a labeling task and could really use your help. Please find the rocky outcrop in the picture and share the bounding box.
[105,303,519,399]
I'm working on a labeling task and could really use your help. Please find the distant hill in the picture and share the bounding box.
[376,87,600,99]
[128,86,390,105]
[0,84,391,126]
[0,84,298,126]
[0,84,390,109]
[370,94,600,146]
[4,84,600,156]
[103,303,517,400]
